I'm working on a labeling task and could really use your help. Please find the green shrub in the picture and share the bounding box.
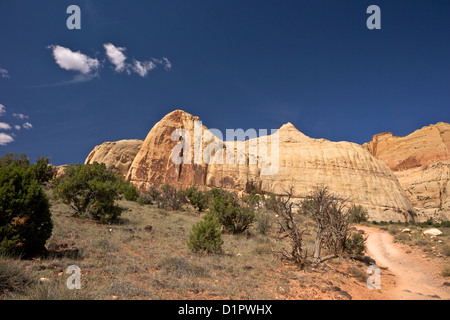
[184,186,210,212]
[242,190,261,210]
[0,153,30,168]
[349,205,369,223]
[0,165,53,257]
[53,162,123,223]
[121,182,140,202]
[345,232,366,255]
[208,188,255,234]
[187,214,223,254]
[32,156,55,185]
[0,153,55,185]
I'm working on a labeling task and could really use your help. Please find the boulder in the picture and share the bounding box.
[423,228,443,237]
[85,139,143,176]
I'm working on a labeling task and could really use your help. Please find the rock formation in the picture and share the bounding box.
[363,122,450,221]
[120,110,414,221]
[85,139,143,177]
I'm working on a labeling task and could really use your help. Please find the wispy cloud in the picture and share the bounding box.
[0,104,5,116]
[103,43,171,77]
[0,122,11,130]
[48,45,100,79]
[14,125,21,130]
[23,122,33,130]
[0,133,14,146]
[47,43,171,81]
[132,60,156,77]
[152,57,172,71]
[0,68,9,78]
[13,113,29,120]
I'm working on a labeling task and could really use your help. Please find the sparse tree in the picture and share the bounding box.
[300,186,350,263]
[273,187,308,267]
[157,184,187,211]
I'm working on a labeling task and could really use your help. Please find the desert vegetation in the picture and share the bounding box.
[1,155,448,300]
[0,153,53,257]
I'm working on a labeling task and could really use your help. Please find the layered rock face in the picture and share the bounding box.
[121,110,414,221]
[85,139,143,177]
[363,123,450,221]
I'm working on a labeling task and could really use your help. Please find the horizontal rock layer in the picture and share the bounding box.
[364,122,450,221]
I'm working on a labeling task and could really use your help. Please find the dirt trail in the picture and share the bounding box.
[358,226,450,300]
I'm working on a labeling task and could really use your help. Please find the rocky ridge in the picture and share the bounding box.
[87,110,416,222]
[363,122,450,221]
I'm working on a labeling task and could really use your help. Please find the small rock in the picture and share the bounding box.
[401,228,411,233]
[236,253,242,257]
[339,290,352,300]
[39,278,50,283]
[331,286,342,292]
[47,243,59,251]
[443,282,450,287]
[406,250,411,254]
[423,228,443,237]
[358,230,365,234]
[112,296,119,300]
[144,225,153,233]
[58,272,63,277]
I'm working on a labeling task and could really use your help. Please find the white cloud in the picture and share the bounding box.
[132,60,156,77]
[0,104,5,116]
[0,122,11,130]
[23,122,33,130]
[48,45,100,76]
[0,133,14,146]
[103,43,171,77]
[104,43,129,73]
[13,113,29,120]
[14,125,21,130]
[0,68,9,78]
[47,43,172,80]
[153,57,172,70]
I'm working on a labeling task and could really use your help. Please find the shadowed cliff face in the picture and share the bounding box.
[86,109,413,222]
[364,122,450,221]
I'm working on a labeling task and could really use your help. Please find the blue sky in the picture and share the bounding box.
[0,0,449,165]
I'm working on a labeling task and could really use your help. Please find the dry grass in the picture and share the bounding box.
[0,193,390,300]
[383,224,450,258]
